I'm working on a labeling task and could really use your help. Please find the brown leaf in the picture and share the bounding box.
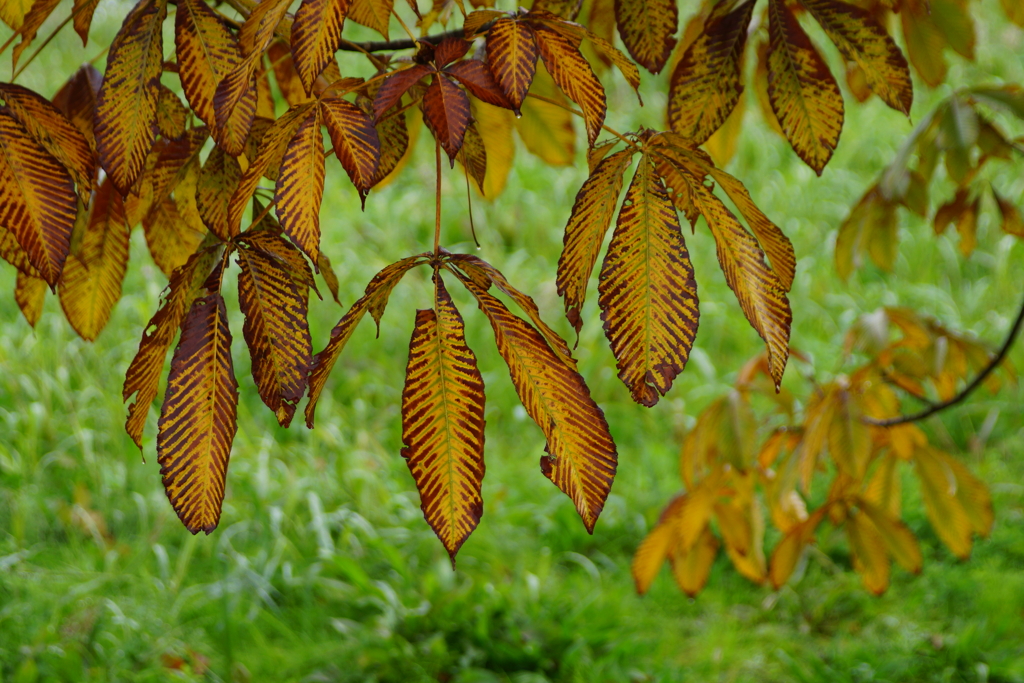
[446,59,514,108]
[486,17,539,113]
[51,64,102,146]
[613,0,677,73]
[423,74,471,162]
[72,0,101,45]
[94,0,168,194]
[373,64,432,121]
[275,105,326,261]
[321,96,382,197]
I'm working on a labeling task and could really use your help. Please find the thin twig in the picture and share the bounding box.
[11,13,73,81]
[433,136,442,256]
[864,291,1024,427]
[524,92,640,152]
[460,150,480,247]
[337,28,468,53]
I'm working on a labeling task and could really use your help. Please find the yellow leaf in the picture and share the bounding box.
[799,0,912,115]
[846,507,891,595]
[1002,0,1024,25]
[0,108,77,286]
[143,166,208,278]
[94,0,168,194]
[703,90,745,168]
[486,17,539,112]
[766,0,844,174]
[556,148,635,334]
[470,100,515,199]
[0,0,33,30]
[15,271,46,327]
[613,0,677,73]
[533,24,606,147]
[667,0,755,145]
[900,0,948,87]
[914,446,973,559]
[306,254,429,427]
[864,453,902,518]
[856,497,922,574]
[123,247,221,448]
[598,152,699,406]
[401,273,487,563]
[291,0,351,92]
[631,503,677,594]
[668,525,718,597]
[197,147,242,242]
[157,264,238,534]
[827,387,871,480]
[275,106,325,261]
[835,185,898,280]
[349,0,394,37]
[451,267,617,532]
[769,506,827,588]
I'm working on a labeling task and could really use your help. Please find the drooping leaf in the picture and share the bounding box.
[799,0,912,115]
[157,264,238,534]
[321,96,382,196]
[239,228,320,295]
[291,0,350,92]
[228,104,314,234]
[143,197,207,278]
[72,0,101,45]
[123,247,220,448]
[827,388,871,479]
[0,0,32,30]
[373,64,432,121]
[58,179,131,341]
[1002,0,1024,25]
[0,222,41,278]
[446,59,514,109]
[766,0,844,174]
[458,121,488,191]
[613,0,677,73]
[856,497,922,574]
[0,107,77,286]
[0,83,96,196]
[238,0,292,55]
[155,86,189,139]
[275,105,325,261]
[176,0,256,156]
[667,0,755,145]
[451,270,617,532]
[197,147,242,241]
[94,0,168,194]
[533,24,606,146]
[348,0,394,37]
[994,190,1024,238]
[10,0,60,71]
[469,100,515,198]
[401,273,487,562]
[598,153,699,406]
[423,74,472,162]
[306,255,429,427]
[768,506,827,588]
[486,17,539,113]
[668,525,719,597]
[835,185,898,279]
[846,507,890,594]
[51,64,102,145]
[237,245,313,427]
[914,446,974,558]
[632,494,684,594]
[900,0,947,88]
[15,271,46,326]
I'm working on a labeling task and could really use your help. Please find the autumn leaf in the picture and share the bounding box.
[51,64,102,145]
[11,0,60,71]
[458,121,487,190]
[469,100,515,198]
[446,59,514,109]
[450,266,617,532]
[667,0,755,145]
[15,271,46,326]
[613,0,677,74]
[401,273,486,563]
[321,96,381,198]
[291,0,351,92]
[176,0,256,156]
[72,0,101,45]
[423,73,471,162]
[0,83,96,196]
[237,244,313,427]
[197,147,242,242]
[123,247,220,448]
[533,24,607,146]
[94,0,168,194]
[349,0,394,37]
[275,105,326,261]
[58,179,131,341]
[373,64,432,120]
[144,189,207,278]
[306,254,429,427]
[799,0,912,116]
[157,263,239,534]
[0,107,77,286]
[766,0,844,174]
[515,65,575,165]
[846,507,890,594]
[598,152,699,406]
[486,17,539,113]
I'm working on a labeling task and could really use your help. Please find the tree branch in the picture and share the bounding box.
[337,29,466,53]
[864,291,1024,427]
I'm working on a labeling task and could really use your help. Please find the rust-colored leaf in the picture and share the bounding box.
[613,0,677,73]
[423,74,471,162]
[94,0,168,194]
[401,273,487,563]
[0,107,77,286]
[72,0,101,45]
[373,64,432,121]
[306,254,429,427]
[451,268,617,532]
[486,17,539,113]
[533,24,606,146]
[52,64,102,145]
[321,96,382,196]
[177,0,256,156]
[446,59,514,109]
[349,0,394,37]
[197,147,242,241]
[292,0,350,92]
[0,83,96,196]
[15,271,46,327]
[237,244,313,427]
[58,179,131,341]
[799,0,912,115]
[598,153,699,406]
[157,264,238,534]
[123,247,220,448]
[766,0,844,174]
[667,0,754,144]
[275,105,325,261]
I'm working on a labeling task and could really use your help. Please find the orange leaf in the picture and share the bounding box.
[291,0,351,92]
[423,74,471,162]
[349,0,394,37]
[446,59,514,109]
[401,273,487,563]
[486,17,539,113]
[533,24,606,146]
[94,0,168,194]
[321,96,382,196]
[0,107,77,286]
[612,0,677,73]
[275,105,325,261]
[373,64,432,121]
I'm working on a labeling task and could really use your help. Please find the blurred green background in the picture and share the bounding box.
[1,0,1024,681]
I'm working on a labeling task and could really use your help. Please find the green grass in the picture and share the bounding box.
[1,1,1024,681]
